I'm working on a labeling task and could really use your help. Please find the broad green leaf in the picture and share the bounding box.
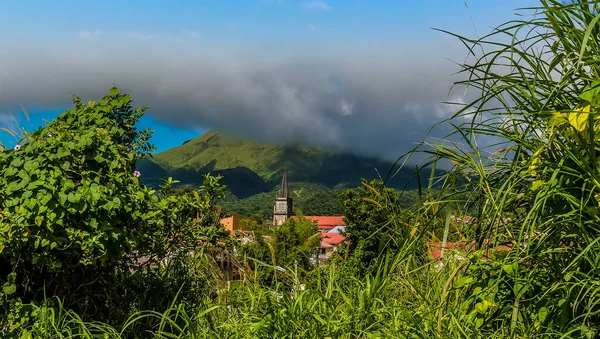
[455,276,474,288]
[10,158,24,168]
[568,106,590,132]
[580,80,600,105]
[475,317,484,328]
[23,160,38,172]
[59,193,68,206]
[538,306,548,323]
[502,263,516,274]
[532,180,545,191]
[514,280,529,299]
[475,302,488,314]
[67,192,78,203]
[4,166,18,176]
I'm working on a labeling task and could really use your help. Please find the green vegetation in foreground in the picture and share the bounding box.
[4,1,600,337]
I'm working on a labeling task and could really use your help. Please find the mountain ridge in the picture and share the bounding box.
[137,130,423,216]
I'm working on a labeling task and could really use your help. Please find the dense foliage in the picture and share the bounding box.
[241,212,320,285]
[337,179,401,272]
[3,1,600,338]
[0,88,232,335]
[0,89,155,270]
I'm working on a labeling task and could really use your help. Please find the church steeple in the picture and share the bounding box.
[273,170,293,226]
[277,170,290,199]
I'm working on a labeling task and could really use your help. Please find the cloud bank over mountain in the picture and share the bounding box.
[0,44,472,162]
[0,0,536,163]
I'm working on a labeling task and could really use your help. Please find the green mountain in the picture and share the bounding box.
[137,131,421,217]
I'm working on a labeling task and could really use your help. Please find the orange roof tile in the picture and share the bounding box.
[304,216,346,228]
[320,232,346,247]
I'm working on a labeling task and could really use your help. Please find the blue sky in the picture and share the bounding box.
[0,0,539,156]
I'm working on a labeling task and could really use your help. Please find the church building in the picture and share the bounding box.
[271,170,347,260]
[272,170,294,226]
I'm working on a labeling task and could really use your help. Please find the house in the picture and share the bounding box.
[302,217,347,260]
[271,171,347,231]
[304,216,346,232]
[220,215,242,231]
[328,225,346,234]
[319,231,346,260]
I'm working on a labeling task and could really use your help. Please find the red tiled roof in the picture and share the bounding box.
[304,216,346,229]
[320,232,346,247]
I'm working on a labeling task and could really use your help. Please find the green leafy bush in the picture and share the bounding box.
[0,88,155,269]
[338,179,401,272]
[0,88,232,333]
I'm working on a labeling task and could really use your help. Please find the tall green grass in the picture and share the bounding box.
[12,253,485,338]
[411,0,600,336]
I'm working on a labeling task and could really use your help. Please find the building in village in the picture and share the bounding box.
[271,171,347,260]
[319,232,346,260]
[212,171,348,281]
[218,171,348,262]
[303,216,346,233]
[272,170,294,226]
[220,215,242,232]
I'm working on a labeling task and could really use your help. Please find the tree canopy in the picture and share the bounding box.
[338,179,400,271]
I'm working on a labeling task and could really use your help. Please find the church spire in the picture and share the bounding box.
[273,170,293,226]
[277,170,290,198]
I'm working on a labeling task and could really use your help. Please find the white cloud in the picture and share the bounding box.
[339,99,354,116]
[301,1,331,12]
[434,96,476,120]
[77,30,102,40]
[307,23,317,31]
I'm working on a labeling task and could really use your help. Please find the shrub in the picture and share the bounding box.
[0,88,155,270]
[0,88,232,332]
